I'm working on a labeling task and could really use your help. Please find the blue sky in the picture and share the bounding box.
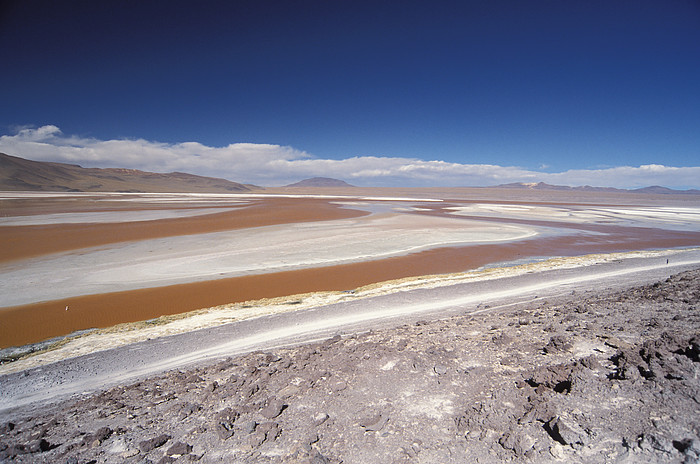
[1,0,699,188]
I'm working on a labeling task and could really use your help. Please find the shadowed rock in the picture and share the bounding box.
[138,434,171,453]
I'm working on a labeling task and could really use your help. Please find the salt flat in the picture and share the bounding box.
[448,203,700,230]
[2,247,694,376]
[0,211,539,307]
[0,207,245,226]
[1,189,700,348]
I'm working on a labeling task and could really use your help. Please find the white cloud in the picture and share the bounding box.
[542,165,700,189]
[1,125,699,189]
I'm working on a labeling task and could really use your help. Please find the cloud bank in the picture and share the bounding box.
[1,125,699,189]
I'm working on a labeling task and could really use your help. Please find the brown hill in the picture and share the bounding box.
[0,152,257,193]
[495,181,700,195]
[285,177,355,188]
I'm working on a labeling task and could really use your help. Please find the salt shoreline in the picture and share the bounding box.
[2,247,698,377]
[2,190,700,350]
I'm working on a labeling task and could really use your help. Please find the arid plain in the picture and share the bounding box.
[2,187,700,349]
[2,186,700,463]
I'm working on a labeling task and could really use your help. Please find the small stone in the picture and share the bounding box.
[544,336,573,354]
[499,431,527,455]
[214,408,239,440]
[167,441,192,456]
[247,431,267,448]
[277,385,301,398]
[309,449,330,464]
[550,443,565,458]
[258,421,282,441]
[434,364,448,375]
[0,422,15,434]
[639,434,674,453]
[578,355,600,370]
[28,439,53,453]
[547,417,586,447]
[492,332,513,345]
[241,420,257,434]
[260,398,286,419]
[313,412,330,426]
[120,448,140,458]
[94,427,113,442]
[360,414,388,432]
[82,426,113,446]
[138,433,171,453]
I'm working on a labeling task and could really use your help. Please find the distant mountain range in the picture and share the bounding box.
[1,153,697,194]
[0,152,257,193]
[495,182,700,195]
[284,177,355,188]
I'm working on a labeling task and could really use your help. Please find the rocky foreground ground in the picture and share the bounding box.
[1,269,699,463]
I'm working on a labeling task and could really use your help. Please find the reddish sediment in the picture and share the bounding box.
[0,197,368,263]
[2,222,699,348]
[2,194,700,348]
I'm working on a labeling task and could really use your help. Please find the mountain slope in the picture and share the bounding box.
[285,177,355,188]
[0,153,257,193]
[495,181,700,195]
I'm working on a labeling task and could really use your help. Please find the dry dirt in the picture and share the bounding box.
[1,269,699,463]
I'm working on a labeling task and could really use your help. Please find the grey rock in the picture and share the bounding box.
[499,431,529,455]
[81,426,113,446]
[258,421,282,441]
[309,449,330,464]
[639,434,674,454]
[544,335,573,353]
[313,412,330,426]
[241,420,258,434]
[0,422,15,434]
[27,439,53,453]
[492,332,513,345]
[138,434,171,453]
[277,384,301,398]
[434,363,448,375]
[360,414,388,432]
[166,441,192,456]
[547,417,586,447]
[247,431,267,448]
[120,448,140,458]
[214,407,239,440]
[93,426,113,443]
[260,398,286,419]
